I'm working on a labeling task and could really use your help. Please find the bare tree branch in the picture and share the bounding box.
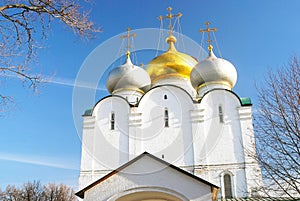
[0,0,100,113]
[253,56,300,199]
[0,181,76,200]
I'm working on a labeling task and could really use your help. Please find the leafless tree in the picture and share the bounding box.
[254,56,300,199]
[0,0,100,113]
[0,181,76,200]
[0,185,22,201]
[43,183,75,201]
[21,181,44,200]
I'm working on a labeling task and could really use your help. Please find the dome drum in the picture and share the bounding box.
[112,88,144,104]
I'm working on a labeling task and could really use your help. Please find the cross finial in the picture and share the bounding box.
[158,7,182,36]
[120,27,136,56]
[199,21,217,51]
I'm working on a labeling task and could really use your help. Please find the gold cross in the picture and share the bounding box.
[199,22,217,50]
[120,27,136,52]
[158,7,182,36]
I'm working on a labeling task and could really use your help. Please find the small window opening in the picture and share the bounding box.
[162,154,164,159]
[164,94,168,100]
[164,108,169,127]
[136,97,139,103]
[110,112,115,130]
[224,174,233,198]
[219,105,224,123]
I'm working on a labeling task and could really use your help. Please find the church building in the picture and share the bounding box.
[76,8,262,201]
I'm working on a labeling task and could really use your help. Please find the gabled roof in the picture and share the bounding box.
[76,151,219,199]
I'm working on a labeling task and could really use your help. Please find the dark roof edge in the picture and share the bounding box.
[82,95,133,117]
[199,88,252,106]
[137,84,196,106]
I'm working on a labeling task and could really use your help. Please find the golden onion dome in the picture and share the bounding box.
[146,35,198,83]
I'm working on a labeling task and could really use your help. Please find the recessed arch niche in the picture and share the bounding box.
[116,191,182,201]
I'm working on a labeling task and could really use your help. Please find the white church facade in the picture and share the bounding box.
[76,8,262,201]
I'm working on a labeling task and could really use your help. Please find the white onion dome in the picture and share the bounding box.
[190,45,237,92]
[106,51,151,94]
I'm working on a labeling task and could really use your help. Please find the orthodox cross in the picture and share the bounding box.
[158,7,182,36]
[120,27,136,54]
[199,21,217,50]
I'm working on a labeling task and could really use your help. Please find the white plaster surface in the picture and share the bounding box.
[79,84,262,199]
[84,155,214,201]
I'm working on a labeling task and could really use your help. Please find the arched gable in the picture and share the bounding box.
[111,187,189,201]
[92,95,131,117]
[90,95,130,171]
[137,85,195,168]
[138,84,196,106]
[195,89,247,164]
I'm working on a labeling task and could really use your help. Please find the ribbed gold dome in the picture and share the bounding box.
[146,35,198,83]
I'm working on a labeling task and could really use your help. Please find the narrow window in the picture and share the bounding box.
[110,112,115,130]
[164,108,169,127]
[164,94,168,100]
[224,174,233,198]
[219,105,224,123]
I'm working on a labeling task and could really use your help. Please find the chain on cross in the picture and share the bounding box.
[199,21,217,51]
[158,7,182,36]
[120,27,136,54]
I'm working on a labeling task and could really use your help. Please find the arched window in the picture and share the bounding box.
[164,108,169,127]
[224,174,233,198]
[219,105,224,123]
[164,94,168,100]
[110,112,115,130]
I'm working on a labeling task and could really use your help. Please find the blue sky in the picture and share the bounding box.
[1,0,300,190]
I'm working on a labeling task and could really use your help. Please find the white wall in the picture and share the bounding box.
[192,89,261,198]
[137,85,195,169]
[79,96,130,189]
[84,155,214,201]
[79,86,262,199]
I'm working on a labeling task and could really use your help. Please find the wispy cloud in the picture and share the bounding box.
[44,76,106,91]
[0,152,79,171]
[5,72,107,91]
